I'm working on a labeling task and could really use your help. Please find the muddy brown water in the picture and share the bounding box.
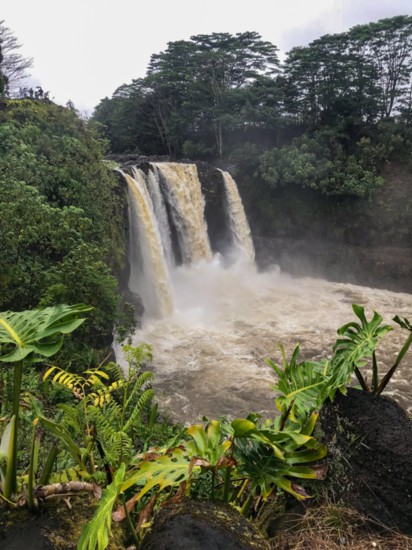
[115,262,412,423]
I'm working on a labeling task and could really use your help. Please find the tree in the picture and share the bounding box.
[0,100,128,359]
[0,20,32,94]
[283,16,412,126]
[0,42,6,95]
[147,32,280,157]
[350,15,412,119]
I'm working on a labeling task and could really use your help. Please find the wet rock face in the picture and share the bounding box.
[196,162,232,256]
[319,388,412,534]
[140,499,270,550]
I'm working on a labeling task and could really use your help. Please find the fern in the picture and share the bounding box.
[124,388,154,434]
[48,465,89,484]
[110,432,132,466]
[124,370,153,410]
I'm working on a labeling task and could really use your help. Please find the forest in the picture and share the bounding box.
[0,14,412,550]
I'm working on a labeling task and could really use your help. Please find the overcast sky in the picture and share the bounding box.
[2,0,411,114]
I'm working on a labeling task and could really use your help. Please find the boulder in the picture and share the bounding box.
[140,499,270,550]
[319,388,412,534]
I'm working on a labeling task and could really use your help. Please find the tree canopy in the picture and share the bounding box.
[93,16,412,197]
[94,31,281,158]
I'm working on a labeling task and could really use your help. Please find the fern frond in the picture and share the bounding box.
[44,366,85,398]
[124,388,154,434]
[88,380,125,408]
[110,431,132,466]
[48,465,89,484]
[105,362,124,382]
[88,404,119,440]
[57,403,84,435]
[125,371,153,411]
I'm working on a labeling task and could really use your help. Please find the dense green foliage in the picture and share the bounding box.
[1,301,409,547]
[0,304,90,498]
[94,16,412,197]
[0,100,130,360]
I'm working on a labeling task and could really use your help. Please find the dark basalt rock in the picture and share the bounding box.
[140,499,270,550]
[196,161,232,256]
[319,388,412,534]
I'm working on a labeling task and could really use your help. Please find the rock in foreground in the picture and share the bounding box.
[320,388,412,534]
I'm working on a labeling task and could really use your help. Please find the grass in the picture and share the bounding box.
[270,501,412,549]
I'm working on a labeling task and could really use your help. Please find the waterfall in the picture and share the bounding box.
[146,166,174,268]
[219,170,255,263]
[116,163,412,422]
[153,163,212,264]
[122,162,254,319]
[122,169,174,318]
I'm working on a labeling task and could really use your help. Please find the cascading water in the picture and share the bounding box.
[146,165,174,268]
[118,163,412,422]
[153,163,212,264]
[219,169,255,263]
[122,169,173,318]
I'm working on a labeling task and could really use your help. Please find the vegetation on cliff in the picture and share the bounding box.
[0,99,131,365]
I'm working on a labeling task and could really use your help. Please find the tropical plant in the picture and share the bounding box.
[267,344,334,429]
[0,303,90,499]
[43,343,155,477]
[331,304,411,394]
[231,414,327,510]
[77,409,327,550]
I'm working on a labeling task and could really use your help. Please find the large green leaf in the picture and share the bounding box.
[267,344,332,423]
[121,447,192,498]
[234,436,326,500]
[0,304,91,362]
[232,417,316,456]
[331,304,392,386]
[37,414,85,468]
[0,416,16,495]
[186,420,232,467]
[232,413,327,500]
[77,464,125,550]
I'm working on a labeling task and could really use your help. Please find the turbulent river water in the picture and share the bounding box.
[115,162,412,423]
[116,256,412,423]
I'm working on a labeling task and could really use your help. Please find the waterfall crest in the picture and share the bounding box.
[220,169,255,263]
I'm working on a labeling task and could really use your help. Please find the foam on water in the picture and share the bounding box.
[115,255,412,422]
